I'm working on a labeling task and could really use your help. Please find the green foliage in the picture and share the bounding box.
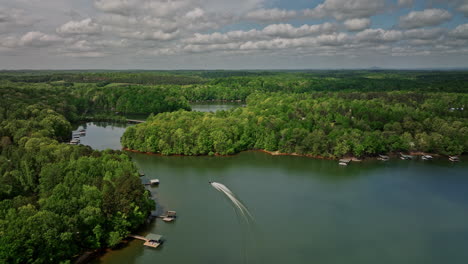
[123,92,467,157]
[1,70,467,263]
[0,80,155,264]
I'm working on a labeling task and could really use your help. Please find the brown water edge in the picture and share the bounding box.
[73,239,135,264]
[122,147,453,162]
[73,218,158,264]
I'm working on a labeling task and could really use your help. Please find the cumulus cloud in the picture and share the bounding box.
[458,3,468,16]
[399,9,452,29]
[94,0,137,16]
[119,30,179,40]
[404,28,446,40]
[304,0,385,20]
[184,23,336,44]
[57,18,102,35]
[245,8,297,22]
[0,8,38,33]
[262,23,336,38]
[343,18,370,31]
[1,0,468,67]
[0,36,20,49]
[355,29,404,43]
[19,32,62,47]
[450,23,468,39]
[398,0,414,7]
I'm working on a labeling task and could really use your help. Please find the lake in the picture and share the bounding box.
[79,122,468,264]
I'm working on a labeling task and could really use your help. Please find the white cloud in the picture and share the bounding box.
[450,23,468,39]
[0,36,20,49]
[19,32,62,47]
[263,23,336,38]
[94,0,137,16]
[398,0,414,8]
[245,8,297,22]
[64,51,107,58]
[304,0,385,20]
[355,29,404,43]
[1,0,468,68]
[458,3,468,16]
[404,28,446,40]
[399,9,452,29]
[119,30,179,41]
[184,23,336,44]
[57,18,102,35]
[343,18,370,31]
[0,7,38,33]
[184,8,205,19]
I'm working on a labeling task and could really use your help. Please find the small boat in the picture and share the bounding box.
[339,159,351,166]
[421,155,433,160]
[79,129,86,133]
[377,155,389,161]
[150,179,160,186]
[400,153,413,160]
[167,211,177,217]
[69,138,80,145]
[449,156,460,162]
[162,210,177,222]
[162,217,174,222]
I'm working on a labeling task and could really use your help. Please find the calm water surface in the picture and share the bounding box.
[83,122,468,264]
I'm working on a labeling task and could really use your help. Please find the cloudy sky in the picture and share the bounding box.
[1,0,468,69]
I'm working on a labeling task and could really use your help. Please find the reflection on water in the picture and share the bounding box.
[81,123,468,264]
[73,122,129,151]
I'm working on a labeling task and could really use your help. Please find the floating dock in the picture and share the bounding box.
[128,234,164,248]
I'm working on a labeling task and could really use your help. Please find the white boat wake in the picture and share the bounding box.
[210,182,253,223]
[210,182,256,263]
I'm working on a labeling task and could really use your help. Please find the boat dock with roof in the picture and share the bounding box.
[128,233,164,248]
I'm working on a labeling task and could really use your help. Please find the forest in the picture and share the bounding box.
[0,81,157,263]
[0,70,467,263]
[122,92,468,157]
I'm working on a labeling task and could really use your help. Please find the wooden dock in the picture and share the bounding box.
[128,234,163,248]
[128,235,147,241]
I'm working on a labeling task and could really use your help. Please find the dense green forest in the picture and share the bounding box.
[122,92,467,157]
[1,70,467,102]
[0,81,158,263]
[0,70,467,263]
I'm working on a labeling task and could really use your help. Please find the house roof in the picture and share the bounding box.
[146,233,163,241]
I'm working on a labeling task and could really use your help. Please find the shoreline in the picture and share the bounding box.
[122,147,456,161]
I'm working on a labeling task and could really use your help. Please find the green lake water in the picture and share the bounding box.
[79,122,468,264]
